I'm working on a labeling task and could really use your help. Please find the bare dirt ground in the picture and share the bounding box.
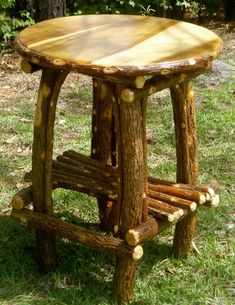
[0,22,234,107]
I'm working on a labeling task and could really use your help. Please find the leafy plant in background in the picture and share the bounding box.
[68,0,202,19]
[68,0,144,15]
[0,0,34,50]
[206,0,221,16]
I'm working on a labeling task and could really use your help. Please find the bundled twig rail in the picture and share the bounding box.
[148,198,184,222]
[16,151,219,217]
[148,176,215,201]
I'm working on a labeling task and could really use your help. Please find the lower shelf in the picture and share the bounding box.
[22,150,218,220]
[10,149,219,251]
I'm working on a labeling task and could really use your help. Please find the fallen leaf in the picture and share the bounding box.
[20,118,33,123]
[166,267,177,275]
[5,136,17,144]
[58,119,66,126]
[16,182,25,189]
[16,147,23,153]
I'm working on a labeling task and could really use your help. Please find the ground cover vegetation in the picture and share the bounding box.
[0,1,234,304]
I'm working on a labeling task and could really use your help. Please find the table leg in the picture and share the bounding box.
[170,80,198,258]
[91,78,117,231]
[112,85,148,303]
[32,68,68,272]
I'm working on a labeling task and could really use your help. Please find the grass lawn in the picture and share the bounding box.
[0,27,234,305]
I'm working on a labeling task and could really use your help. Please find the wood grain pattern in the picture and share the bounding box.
[15,15,222,76]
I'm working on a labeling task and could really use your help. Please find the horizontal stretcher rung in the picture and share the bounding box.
[11,208,144,261]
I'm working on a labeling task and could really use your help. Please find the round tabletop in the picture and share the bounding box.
[16,15,222,76]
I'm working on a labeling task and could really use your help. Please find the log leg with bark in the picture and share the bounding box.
[91,79,117,231]
[170,81,198,259]
[112,85,148,304]
[32,68,68,272]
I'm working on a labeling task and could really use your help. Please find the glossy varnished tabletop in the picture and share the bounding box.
[16,15,222,76]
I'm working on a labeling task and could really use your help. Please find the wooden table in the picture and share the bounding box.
[11,15,222,304]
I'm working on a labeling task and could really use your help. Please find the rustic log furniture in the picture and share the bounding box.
[11,15,222,304]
